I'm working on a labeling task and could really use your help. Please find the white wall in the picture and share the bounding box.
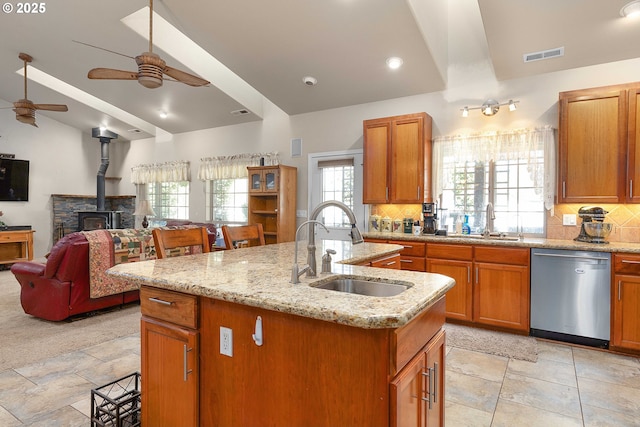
[3,57,640,257]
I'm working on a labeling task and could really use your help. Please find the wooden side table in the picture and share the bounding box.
[0,228,34,264]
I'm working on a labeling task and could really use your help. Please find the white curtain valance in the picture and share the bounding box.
[197,152,280,181]
[131,160,191,184]
[433,126,556,212]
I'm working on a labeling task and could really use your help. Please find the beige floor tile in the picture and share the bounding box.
[446,347,508,383]
[21,406,88,427]
[499,372,582,419]
[82,334,140,362]
[578,376,640,415]
[14,350,102,385]
[582,403,640,427]
[573,346,640,369]
[0,405,20,427]
[444,400,492,427]
[575,356,640,389]
[76,354,141,386]
[445,370,501,413]
[70,396,92,419]
[507,356,577,387]
[536,340,575,364]
[492,400,583,427]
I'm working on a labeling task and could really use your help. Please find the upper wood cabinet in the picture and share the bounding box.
[558,82,640,203]
[363,112,433,204]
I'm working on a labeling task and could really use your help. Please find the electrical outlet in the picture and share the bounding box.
[220,326,233,357]
[563,214,577,226]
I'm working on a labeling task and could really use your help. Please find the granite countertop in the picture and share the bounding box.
[106,240,455,329]
[364,231,640,253]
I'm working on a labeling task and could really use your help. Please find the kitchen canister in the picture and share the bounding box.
[412,220,421,236]
[403,218,413,233]
[393,219,403,233]
[381,216,392,232]
[369,214,381,232]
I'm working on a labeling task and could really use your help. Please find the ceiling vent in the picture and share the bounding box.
[523,47,564,63]
[127,128,143,134]
[230,109,251,116]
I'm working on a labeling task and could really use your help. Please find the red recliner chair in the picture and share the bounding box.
[10,232,139,321]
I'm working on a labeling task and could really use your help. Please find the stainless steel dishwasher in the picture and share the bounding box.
[530,248,611,348]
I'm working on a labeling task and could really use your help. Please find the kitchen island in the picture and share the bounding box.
[107,240,455,427]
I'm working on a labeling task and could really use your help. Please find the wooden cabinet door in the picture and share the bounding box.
[473,262,530,332]
[390,351,426,427]
[612,274,640,351]
[141,318,198,427]
[558,88,626,203]
[428,258,472,322]
[248,167,279,193]
[627,87,640,202]
[363,119,391,203]
[424,330,445,427]
[390,115,425,203]
[370,252,402,269]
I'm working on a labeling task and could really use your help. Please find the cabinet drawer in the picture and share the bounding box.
[427,243,473,261]
[614,253,640,274]
[141,286,198,329]
[389,240,426,257]
[474,246,529,265]
[370,253,401,269]
[399,256,426,272]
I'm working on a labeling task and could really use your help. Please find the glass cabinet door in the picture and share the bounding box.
[250,172,262,191]
[265,172,276,190]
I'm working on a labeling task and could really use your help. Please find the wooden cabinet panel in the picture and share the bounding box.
[141,287,197,329]
[390,351,425,427]
[0,229,34,264]
[141,317,198,427]
[558,84,637,203]
[370,253,401,269]
[390,240,426,257]
[628,88,640,202]
[428,258,472,322]
[614,253,640,275]
[474,262,530,332]
[612,274,640,351]
[427,243,473,261]
[424,330,445,427]
[474,246,529,265]
[363,112,432,204]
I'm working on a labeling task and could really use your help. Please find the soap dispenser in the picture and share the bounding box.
[462,215,471,235]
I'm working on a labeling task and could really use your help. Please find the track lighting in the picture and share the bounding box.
[460,99,520,117]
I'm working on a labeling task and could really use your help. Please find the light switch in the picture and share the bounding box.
[563,214,577,226]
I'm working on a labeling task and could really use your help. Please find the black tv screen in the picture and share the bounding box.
[0,159,29,201]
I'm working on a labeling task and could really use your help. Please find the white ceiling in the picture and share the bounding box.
[0,0,639,141]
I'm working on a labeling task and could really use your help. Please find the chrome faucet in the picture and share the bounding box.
[484,202,496,236]
[306,200,364,279]
[291,220,328,284]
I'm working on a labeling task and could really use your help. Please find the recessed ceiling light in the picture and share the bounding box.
[303,76,317,86]
[386,57,403,70]
[621,0,640,17]
[159,111,168,119]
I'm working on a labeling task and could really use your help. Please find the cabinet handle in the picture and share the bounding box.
[417,186,421,199]
[618,280,622,301]
[621,259,640,265]
[421,370,432,409]
[386,187,389,201]
[433,362,438,403]
[467,266,470,283]
[403,245,413,249]
[148,297,173,306]
[631,180,634,199]
[400,259,413,263]
[183,344,193,382]
[562,181,566,199]
[475,267,478,284]
[383,260,397,266]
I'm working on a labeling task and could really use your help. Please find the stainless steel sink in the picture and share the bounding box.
[311,277,411,297]
[446,233,520,241]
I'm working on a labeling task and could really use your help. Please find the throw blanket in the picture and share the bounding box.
[82,229,157,298]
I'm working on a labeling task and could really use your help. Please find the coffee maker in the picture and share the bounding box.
[575,206,609,243]
[422,202,437,234]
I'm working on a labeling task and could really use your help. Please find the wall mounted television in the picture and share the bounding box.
[0,159,29,201]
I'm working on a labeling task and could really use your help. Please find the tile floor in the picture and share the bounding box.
[0,330,639,425]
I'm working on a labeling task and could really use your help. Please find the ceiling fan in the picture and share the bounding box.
[78,0,210,89]
[1,53,69,127]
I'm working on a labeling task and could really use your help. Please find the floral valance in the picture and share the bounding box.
[131,160,191,184]
[198,152,280,181]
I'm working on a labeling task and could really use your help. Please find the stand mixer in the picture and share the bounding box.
[575,206,610,244]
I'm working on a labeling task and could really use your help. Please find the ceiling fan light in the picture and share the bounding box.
[481,99,499,116]
[461,107,469,118]
[508,100,517,111]
[386,56,403,70]
[138,75,163,89]
[621,0,640,17]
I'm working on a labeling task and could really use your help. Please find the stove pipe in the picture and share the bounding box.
[91,128,118,211]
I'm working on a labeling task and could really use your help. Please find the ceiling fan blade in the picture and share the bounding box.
[163,65,210,87]
[33,104,68,112]
[16,115,37,127]
[88,68,138,80]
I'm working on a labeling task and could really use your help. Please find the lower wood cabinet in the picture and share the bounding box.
[427,243,530,333]
[140,287,199,427]
[390,240,427,272]
[612,254,640,352]
[390,329,445,427]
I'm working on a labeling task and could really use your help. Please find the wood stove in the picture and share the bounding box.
[77,211,122,231]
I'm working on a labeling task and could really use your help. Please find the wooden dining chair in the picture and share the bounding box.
[222,224,266,249]
[152,227,211,259]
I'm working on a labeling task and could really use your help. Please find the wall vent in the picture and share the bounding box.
[523,46,564,63]
[230,109,250,116]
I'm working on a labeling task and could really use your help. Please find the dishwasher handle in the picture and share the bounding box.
[532,252,609,262]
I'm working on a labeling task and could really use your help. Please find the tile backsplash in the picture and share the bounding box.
[370,203,640,243]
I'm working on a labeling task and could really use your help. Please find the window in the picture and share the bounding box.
[434,127,554,236]
[148,181,190,220]
[319,159,355,227]
[206,178,248,225]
